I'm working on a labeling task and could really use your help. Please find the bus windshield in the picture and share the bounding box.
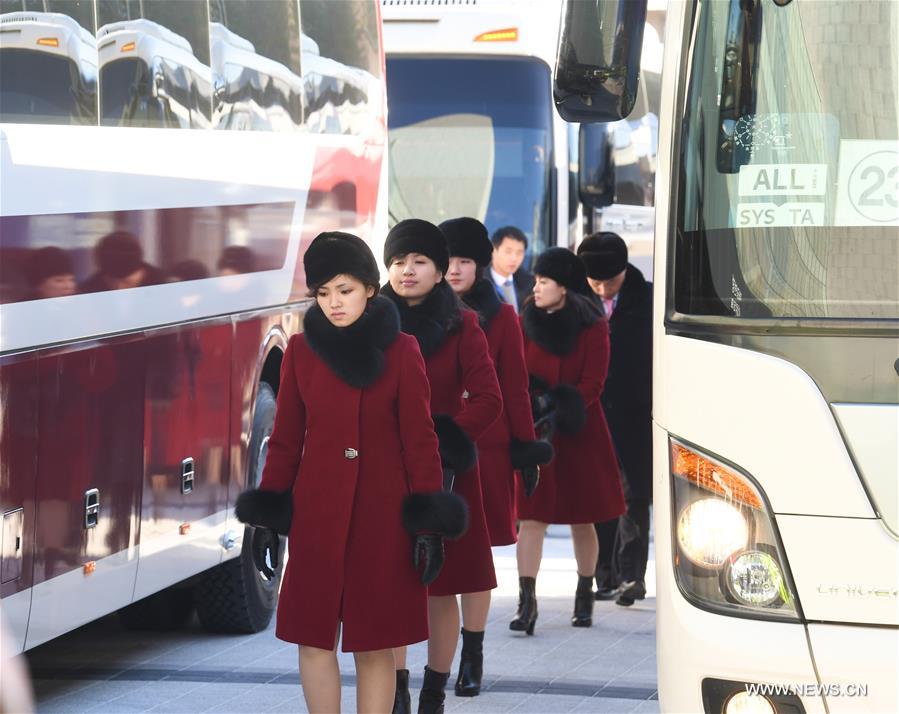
[675,0,898,321]
[386,56,553,259]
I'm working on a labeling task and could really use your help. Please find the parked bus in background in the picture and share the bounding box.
[0,0,387,652]
[555,1,898,713]
[381,0,582,261]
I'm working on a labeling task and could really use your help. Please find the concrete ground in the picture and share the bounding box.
[27,525,658,713]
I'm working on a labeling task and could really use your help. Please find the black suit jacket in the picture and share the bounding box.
[512,268,535,312]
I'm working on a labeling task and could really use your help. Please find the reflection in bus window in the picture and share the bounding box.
[96,0,211,128]
[300,0,379,134]
[0,202,294,303]
[209,0,302,131]
[0,4,98,125]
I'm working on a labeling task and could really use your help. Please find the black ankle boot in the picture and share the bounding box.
[454,628,484,697]
[418,666,449,714]
[509,576,538,635]
[572,574,595,627]
[393,669,411,714]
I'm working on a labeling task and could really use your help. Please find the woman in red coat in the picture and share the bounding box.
[381,219,503,714]
[440,217,553,698]
[235,232,467,714]
[510,247,625,636]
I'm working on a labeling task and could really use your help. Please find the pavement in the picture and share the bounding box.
[27,525,659,714]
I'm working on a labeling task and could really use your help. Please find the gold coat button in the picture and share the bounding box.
[344,448,358,460]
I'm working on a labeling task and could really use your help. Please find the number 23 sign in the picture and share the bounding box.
[835,141,899,226]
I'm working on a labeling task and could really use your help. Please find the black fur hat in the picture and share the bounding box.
[577,232,628,280]
[383,219,449,274]
[305,231,380,291]
[534,247,588,292]
[25,246,74,286]
[439,217,493,268]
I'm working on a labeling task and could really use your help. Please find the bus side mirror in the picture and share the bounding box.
[578,123,615,209]
[554,0,647,123]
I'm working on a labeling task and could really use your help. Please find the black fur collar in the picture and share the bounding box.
[303,295,400,387]
[381,280,464,357]
[462,277,502,329]
[521,292,602,356]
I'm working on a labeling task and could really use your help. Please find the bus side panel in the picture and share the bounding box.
[0,353,38,651]
[133,320,232,600]
[26,335,145,649]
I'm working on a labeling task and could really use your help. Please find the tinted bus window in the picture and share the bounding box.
[97,0,212,128]
[209,0,303,131]
[300,0,379,134]
[0,203,294,303]
[0,0,98,125]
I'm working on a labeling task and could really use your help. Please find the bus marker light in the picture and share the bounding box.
[677,498,748,568]
[120,42,136,52]
[670,442,763,509]
[36,37,58,47]
[724,691,775,714]
[474,28,517,42]
[725,550,787,607]
[83,561,96,575]
[179,523,191,535]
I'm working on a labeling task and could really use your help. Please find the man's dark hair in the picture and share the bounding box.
[490,225,528,250]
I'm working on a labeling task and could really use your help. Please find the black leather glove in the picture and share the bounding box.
[442,467,456,492]
[251,526,280,580]
[412,533,445,585]
[531,392,554,419]
[520,464,540,498]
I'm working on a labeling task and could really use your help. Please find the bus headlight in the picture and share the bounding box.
[670,439,800,620]
[678,498,749,567]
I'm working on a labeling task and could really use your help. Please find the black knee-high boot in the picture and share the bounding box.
[454,628,484,697]
[418,666,450,714]
[392,669,411,714]
[509,576,538,635]
[572,574,595,627]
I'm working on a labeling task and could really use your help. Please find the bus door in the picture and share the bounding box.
[135,320,232,601]
[0,353,38,652]
[27,335,146,649]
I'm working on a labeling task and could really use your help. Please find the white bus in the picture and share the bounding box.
[555,1,898,713]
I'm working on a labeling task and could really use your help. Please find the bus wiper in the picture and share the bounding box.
[716,0,763,173]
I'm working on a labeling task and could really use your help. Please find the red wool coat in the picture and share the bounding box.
[258,332,443,652]
[517,318,626,524]
[424,309,503,596]
[478,304,536,545]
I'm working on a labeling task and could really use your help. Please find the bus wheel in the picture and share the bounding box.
[119,585,195,631]
[195,382,281,634]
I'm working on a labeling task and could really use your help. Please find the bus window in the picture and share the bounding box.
[0,0,98,125]
[97,0,212,128]
[675,0,898,320]
[209,0,303,131]
[299,0,380,134]
[0,203,293,304]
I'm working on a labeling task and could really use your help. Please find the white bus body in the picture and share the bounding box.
[651,2,898,712]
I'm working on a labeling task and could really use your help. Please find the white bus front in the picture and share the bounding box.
[382,0,571,259]
[555,0,899,712]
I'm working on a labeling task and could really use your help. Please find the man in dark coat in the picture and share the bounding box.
[577,232,653,606]
[489,226,535,312]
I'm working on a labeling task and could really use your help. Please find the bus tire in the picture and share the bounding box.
[118,585,195,631]
[195,382,282,634]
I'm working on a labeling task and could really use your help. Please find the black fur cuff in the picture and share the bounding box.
[550,384,586,434]
[433,414,477,472]
[402,491,469,539]
[510,439,554,469]
[234,488,292,535]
